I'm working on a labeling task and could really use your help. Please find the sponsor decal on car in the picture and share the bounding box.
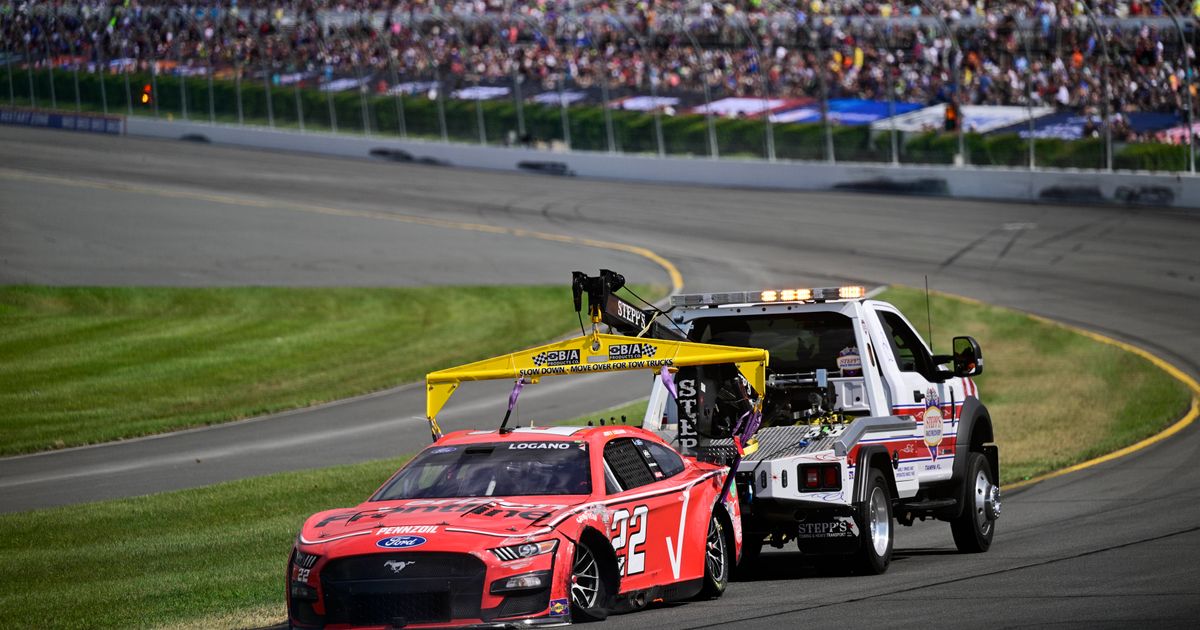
[430,446,458,455]
[507,442,570,450]
[548,598,569,616]
[376,525,439,535]
[376,535,428,549]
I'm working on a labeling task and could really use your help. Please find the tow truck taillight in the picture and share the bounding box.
[798,464,841,492]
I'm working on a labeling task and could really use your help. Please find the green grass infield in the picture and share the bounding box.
[0,287,1189,628]
[0,284,661,456]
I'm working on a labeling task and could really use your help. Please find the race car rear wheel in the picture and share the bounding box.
[854,468,893,575]
[951,452,999,553]
[570,540,609,621]
[698,511,731,598]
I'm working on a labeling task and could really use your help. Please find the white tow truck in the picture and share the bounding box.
[649,285,1001,574]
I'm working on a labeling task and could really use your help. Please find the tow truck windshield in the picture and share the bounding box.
[373,441,592,500]
[692,311,857,374]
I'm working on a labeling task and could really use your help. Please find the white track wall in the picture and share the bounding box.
[127,118,1200,209]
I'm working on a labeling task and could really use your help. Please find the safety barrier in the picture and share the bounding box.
[114,117,1200,210]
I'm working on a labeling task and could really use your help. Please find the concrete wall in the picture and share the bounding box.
[127,117,1200,210]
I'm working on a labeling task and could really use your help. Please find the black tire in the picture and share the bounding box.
[569,539,610,622]
[951,452,999,553]
[697,511,732,598]
[854,468,893,575]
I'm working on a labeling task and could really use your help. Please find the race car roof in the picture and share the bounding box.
[425,332,769,429]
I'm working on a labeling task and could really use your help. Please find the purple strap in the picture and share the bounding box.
[507,377,525,412]
[659,366,678,400]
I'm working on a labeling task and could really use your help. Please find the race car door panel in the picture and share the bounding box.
[602,437,696,591]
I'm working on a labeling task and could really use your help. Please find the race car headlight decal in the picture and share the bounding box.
[490,570,552,594]
[293,550,320,569]
[489,539,558,562]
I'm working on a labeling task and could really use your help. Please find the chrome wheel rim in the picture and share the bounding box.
[571,543,600,610]
[706,518,727,583]
[868,486,890,557]
[973,469,999,534]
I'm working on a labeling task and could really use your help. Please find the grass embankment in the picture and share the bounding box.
[0,288,1190,628]
[0,285,660,456]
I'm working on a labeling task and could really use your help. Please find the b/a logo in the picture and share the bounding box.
[532,349,580,367]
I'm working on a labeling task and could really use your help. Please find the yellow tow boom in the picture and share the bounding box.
[425,332,768,440]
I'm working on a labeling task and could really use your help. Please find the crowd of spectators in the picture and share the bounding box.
[3,1,1197,134]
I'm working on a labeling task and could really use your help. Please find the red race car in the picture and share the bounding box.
[286,425,742,628]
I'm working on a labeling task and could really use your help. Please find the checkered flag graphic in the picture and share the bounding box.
[640,343,657,358]
[532,352,549,366]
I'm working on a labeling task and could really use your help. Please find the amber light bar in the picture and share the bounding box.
[670,286,867,307]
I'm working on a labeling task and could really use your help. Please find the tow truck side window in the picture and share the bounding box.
[604,438,657,493]
[876,311,935,379]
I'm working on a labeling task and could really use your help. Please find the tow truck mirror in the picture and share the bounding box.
[952,336,983,377]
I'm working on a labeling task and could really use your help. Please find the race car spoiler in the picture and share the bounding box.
[425,332,769,441]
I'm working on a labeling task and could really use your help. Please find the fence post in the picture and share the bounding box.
[679,20,718,159]
[206,36,215,124]
[235,58,244,125]
[290,48,305,132]
[122,33,133,115]
[64,12,81,112]
[260,43,273,127]
[387,53,406,137]
[43,17,57,109]
[24,39,36,107]
[149,32,160,118]
[512,69,525,137]
[1164,3,1195,174]
[352,31,371,136]
[97,33,108,115]
[1080,3,1113,171]
[475,79,487,144]
[435,63,448,142]
[600,72,616,153]
[176,36,188,120]
[1022,24,1036,170]
[5,37,13,105]
[808,23,834,163]
[558,72,571,149]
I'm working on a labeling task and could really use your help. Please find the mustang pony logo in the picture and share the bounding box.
[383,560,416,574]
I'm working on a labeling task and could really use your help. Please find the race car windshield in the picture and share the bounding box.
[373,442,592,500]
[692,311,858,374]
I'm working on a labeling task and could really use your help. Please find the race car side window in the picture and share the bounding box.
[604,438,657,493]
[643,441,685,479]
[876,311,935,379]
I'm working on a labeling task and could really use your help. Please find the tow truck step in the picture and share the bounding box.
[897,498,957,512]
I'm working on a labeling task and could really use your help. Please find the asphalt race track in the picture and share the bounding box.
[2,125,1199,628]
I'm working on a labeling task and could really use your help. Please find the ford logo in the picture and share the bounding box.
[376,535,427,549]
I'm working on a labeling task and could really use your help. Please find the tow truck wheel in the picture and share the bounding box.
[854,468,893,575]
[569,540,610,621]
[951,452,999,553]
[698,512,731,598]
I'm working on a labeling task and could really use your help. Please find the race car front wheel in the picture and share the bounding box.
[570,540,609,621]
[697,511,731,598]
[854,468,893,575]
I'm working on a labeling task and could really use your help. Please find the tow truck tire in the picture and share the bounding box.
[697,512,732,598]
[951,452,998,553]
[854,468,893,575]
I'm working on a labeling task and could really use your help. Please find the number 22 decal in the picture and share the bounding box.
[611,505,649,576]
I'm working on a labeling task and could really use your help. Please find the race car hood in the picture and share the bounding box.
[299,496,589,546]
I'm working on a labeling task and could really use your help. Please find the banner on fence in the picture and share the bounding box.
[990,111,1181,140]
[690,97,792,117]
[870,104,1054,133]
[770,99,923,125]
[0,107,124,135]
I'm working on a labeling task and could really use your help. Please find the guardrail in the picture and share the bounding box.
[121,117,1200,210]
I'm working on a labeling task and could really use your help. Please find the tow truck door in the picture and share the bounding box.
[863,302,961,483]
